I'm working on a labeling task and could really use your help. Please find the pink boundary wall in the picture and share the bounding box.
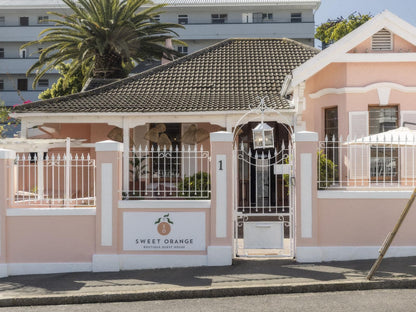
[295,132,416,262]
[0,132,233,277]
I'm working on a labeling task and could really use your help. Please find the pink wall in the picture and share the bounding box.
[303,62,416,139]
[7,216,95,262]
[317,197,416,246]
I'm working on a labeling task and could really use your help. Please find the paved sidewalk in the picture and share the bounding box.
[0,257,416,307]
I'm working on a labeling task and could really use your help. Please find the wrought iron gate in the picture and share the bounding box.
[234,141,295,257]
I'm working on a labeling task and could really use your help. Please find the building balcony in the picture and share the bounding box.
[175,22,315,40]
[0,25,50,42]
[0,90,41,107]
[0,58,60,74]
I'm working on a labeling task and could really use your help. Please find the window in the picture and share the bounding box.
[369,106,399,180]
[19,17,29,26]
[369,106,398,135]
[178,14,188,25]
[37,16,49,24]
[325,107,338,140]
[0,48,4,58]
[0,80,4,90]
[19,49,26,59]
[38,79,49,87]
[17,79,28,91]
[253,13,273,23]
[291,13,302,23]
[0,16,5,25]
[211,14,227,24]
[372,28,392,50]
[177,46,188,54]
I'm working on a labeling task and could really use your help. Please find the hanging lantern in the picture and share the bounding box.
[252,122,274,149]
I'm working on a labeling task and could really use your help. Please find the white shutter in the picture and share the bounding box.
[349,111,369,180]
[372,28,392,51]
[349,111,368,139]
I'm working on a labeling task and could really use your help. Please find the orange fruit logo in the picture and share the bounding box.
[157,222,171,235]
[155,213,173,236]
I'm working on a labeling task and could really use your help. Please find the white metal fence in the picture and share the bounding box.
[124,145,211,199]
[236,142,293,214]
[318,136,416,189]
[13,153,96,206]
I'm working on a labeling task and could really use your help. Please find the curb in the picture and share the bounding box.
[1,278,416,307]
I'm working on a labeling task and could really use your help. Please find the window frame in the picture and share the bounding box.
[37,16,49,24]
[17,78,28,91]
[177,46,188,54]
[290,12,302,23]
[19,16,29,26]
[178,14,188,25]
[368,105,400,181]
[211,14,228,24]
[38,79,49,87]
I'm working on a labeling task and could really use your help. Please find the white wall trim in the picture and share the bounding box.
[6,208,96,216]
[309,82,416,100]
[119,254,208,270]
[7,262,92,276]
[101,163,113,246]
[0,149,16,160]
[92,254,120,272]
[300,153,312,238]
[334,53,416,63]
[318,190,413,199]
[207,246,232,266]
[119,200,211,209]
[95,140,123,152]
[210,131,233,142]
[0,264,7,278]
[296,246,416,263]
[294,131,318,142]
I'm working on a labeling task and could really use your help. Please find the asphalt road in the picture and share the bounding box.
[2,289,416,312]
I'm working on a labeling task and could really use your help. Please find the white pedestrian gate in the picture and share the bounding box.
[233,141,295,257]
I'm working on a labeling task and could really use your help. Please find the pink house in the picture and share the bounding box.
[1,10,416,276]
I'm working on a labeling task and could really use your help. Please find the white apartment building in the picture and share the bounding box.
[0,0,321,107]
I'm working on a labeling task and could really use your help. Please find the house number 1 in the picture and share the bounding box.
[218,160,223,171]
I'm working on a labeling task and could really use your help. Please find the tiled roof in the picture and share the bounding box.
[13,39,319,115]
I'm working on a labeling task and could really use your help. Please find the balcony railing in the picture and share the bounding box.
[123,145,211,200]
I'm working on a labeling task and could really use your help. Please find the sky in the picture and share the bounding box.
[315,0,416,27]
[314,0,416,48]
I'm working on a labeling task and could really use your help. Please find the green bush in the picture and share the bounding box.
[318,150,337,189]
[178,172,210,199]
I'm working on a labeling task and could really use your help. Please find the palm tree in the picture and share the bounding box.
[23,0,185,87]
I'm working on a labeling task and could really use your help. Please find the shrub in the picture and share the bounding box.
[178,172,210,199]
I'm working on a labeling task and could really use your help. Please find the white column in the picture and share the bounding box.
[64,137,71,204]
[36,151,45,200]
[122,120,130,193]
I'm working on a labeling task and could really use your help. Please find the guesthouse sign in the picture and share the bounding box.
[123,212,206,251]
